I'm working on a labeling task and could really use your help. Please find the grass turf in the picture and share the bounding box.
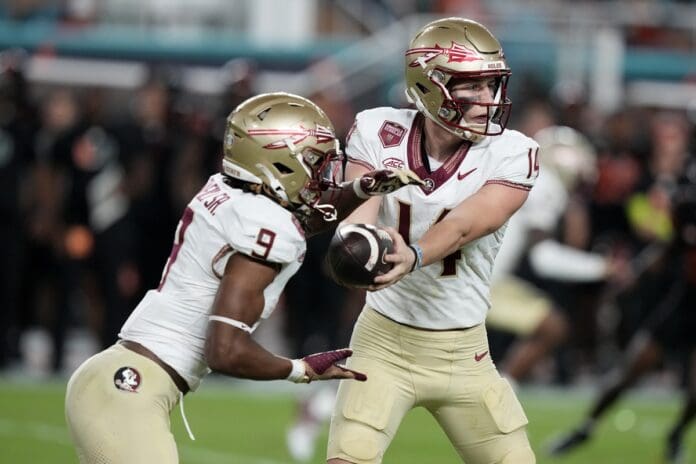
[1,379,694,463]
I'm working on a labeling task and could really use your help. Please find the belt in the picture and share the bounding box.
[119,340,190,395]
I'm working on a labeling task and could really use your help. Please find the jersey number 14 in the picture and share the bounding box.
[398,201,461,277]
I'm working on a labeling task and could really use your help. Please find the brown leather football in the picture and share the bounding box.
[326,224,394,288]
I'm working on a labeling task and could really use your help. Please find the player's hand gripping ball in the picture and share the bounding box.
[326,224,394,288]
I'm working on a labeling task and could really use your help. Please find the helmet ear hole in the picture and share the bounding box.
[273,162,293,174]
[416,82,430,94]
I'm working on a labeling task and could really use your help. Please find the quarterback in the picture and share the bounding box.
[64,93,420,464]
[327,18,537,464]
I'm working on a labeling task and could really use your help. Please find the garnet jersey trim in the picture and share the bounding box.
[484,179,532,191]
[406,113,472,195]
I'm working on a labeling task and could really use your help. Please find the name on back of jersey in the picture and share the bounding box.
[196,179,231,215]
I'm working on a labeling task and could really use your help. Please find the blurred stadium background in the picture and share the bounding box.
[0,0,695,463]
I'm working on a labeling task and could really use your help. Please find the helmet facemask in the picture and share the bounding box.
[293,143,345,221]
[427,69,511,140]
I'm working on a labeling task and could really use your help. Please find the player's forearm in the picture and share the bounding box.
[415,207,502,267]
[206,335,294,380]
[415,217,475,266]
[302,183,370,237]
[206,291,293,380]
[414,185,526,267]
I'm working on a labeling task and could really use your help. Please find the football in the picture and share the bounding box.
[326,223,394,288]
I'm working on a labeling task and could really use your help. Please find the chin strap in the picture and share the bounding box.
[256,163,289,203]
[462,127,485,143]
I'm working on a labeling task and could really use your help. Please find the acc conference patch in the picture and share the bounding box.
[114,367,142,393]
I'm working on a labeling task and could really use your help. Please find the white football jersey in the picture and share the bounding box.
[347,107,538,329]
[492,166,568,281]
[119,173,306,391]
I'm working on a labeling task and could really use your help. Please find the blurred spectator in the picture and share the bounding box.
[18,88,79,374]
[115,78,180,293]
[0,50,37,370]
[590,109,647,244]
[548,154,696,464]
[48,90,141,351]
[616,110,692,341]
[218,59,258,118]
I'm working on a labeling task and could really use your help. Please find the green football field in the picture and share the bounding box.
[1,378,693,463]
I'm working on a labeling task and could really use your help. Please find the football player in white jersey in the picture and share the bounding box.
[487,126,630,382]
[327,18,538,464]
[64,92,422,464]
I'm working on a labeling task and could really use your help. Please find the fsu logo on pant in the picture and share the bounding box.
[114,367,141,393]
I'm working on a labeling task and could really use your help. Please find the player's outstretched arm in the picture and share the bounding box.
[205,253,365,383]
[301,165,423,236]
[372,183,529,290]
[349,167,424,198]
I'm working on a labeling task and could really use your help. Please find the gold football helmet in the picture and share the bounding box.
[222,92,343,219]
[405,17,511,141]
[535,125,597,191]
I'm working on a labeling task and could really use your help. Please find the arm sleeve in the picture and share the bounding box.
[486,137,539,191]
[529,239,608,282]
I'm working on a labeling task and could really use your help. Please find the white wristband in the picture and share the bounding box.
[286,359,308,383]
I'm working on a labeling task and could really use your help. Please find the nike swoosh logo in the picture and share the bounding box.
[474,351,488,362]
[457,168,477,180]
